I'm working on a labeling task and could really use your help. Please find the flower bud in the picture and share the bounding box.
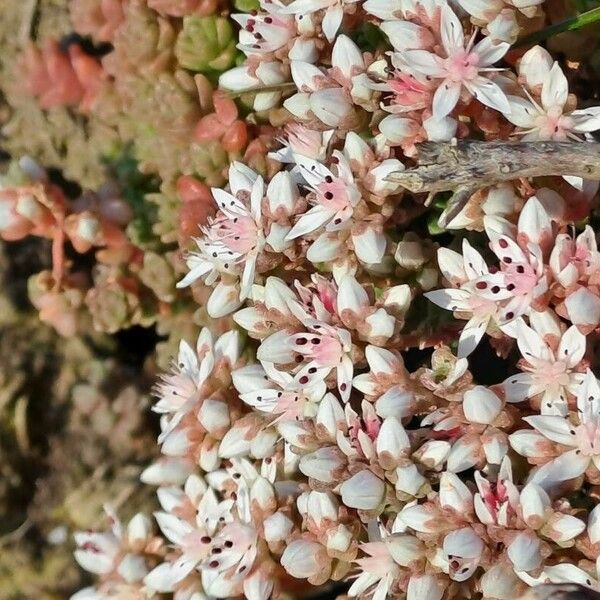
[339,470,385,510]
[281,539,327,579]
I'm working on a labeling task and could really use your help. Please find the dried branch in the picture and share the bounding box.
[516,583,600,599]
[387,140,600,226]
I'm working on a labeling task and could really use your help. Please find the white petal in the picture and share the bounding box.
[507,532,541,571]
[432,80,461,119]
[322,4,344,42]
[463,386,502,424]
[523,415,577,446]
[541,62,568,111]
[340,470,385,509]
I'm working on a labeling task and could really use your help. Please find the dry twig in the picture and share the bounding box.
[387,140,600,226]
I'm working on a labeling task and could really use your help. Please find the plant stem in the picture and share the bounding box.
[516,5,600,47]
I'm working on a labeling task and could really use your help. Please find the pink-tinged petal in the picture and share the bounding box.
[509,429,550,457]
[565,287,600,330]
[457,315,489,358]
[480,564,522,600]
[503,372,533,402]
[439,472,473,513]
[140,458,194,486]
[529,308,562,339]
[466,76,511,115]
[207,282,243,318]
[518,195,552,247]
[290,61,323,91]
[381,20,435,52]
[331,35,364,78]
[365,345,401,374]
[386,535,425,567]
[473,36,510,66]
[407,574,445,600]
[519,46,553,90]
[523,415,577,446]
[432,80,461,119]
[377,417,411,459]
[558,325,586,368]
[528,450,590,490]
[396,463,427,496]
[366,308,395,340]
[322,4,344,42]
[337,275,369,314]
[447,435,480,472]
[153,512,192,545]
[482,431,508,465]
[456,0,500,20]
[284,92,312,119]
[541,62,568,111]
[267,171,297,215]
[545,512,586,543]
[520,483,550,524]
[403,50,445,77]
[399,503,440,533]
[440,3,464,53]
[378,114,422,144]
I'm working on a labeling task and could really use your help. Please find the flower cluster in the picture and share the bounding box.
[45,0,600,597]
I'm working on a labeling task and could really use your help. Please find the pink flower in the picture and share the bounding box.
[402,4,510,118]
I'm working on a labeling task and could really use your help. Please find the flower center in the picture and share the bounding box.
[577,421,600,456]
[215,214,259,254]
[446,49,479,82]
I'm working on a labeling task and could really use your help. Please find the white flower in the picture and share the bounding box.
[402,4,510,119]
[503,314,586,415]
[425,239,505,357]
[219,61,288,111]
[505,50,600,140]
[279,0,361,41]
[512,370,600,490]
